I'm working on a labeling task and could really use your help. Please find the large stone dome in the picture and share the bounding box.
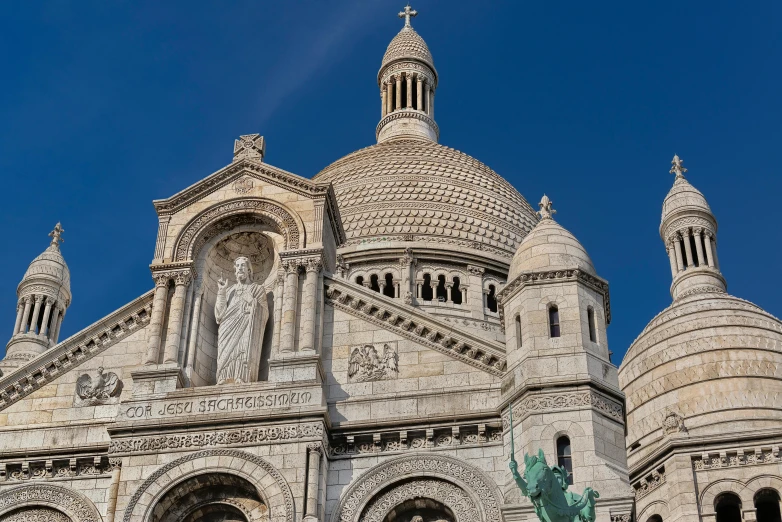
[314,139,538,258]
[619,290,782,464]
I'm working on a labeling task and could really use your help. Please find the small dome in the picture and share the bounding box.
[660,177,711,225]
[381,26,434,72]
[22,246,71,295]
[508,197,595,281]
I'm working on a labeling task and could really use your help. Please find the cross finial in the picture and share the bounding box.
[670,154,687,179]
[537,195,556,221]
[48,222,64,251]
[398,4,417,27]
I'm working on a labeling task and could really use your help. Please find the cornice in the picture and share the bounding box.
[324,276,506,376]
[375,109,440,141]
[152,159,334,216]
[0,291,153,411]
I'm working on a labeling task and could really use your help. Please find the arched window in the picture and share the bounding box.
[436,275,447,302]
[422,274,433,301]
[515,315,522,349]
[647,516,663,522]
[715,493,742,522]
[755,489,782,522]
[370,274,381,292]
[451,277,463,305]
[587,306,597,343]
[549,305,560,338]
[486,285,497,313]
[383,273,395,298]
[355,276,364,287]
[556,436,573,485]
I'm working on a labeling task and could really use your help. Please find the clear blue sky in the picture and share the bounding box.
[1,1,780,363]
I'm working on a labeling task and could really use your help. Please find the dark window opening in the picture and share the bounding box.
[436,275,447,302]
[701,234,710,265]
[355,276,364,287]
[549,305,561,338]
[587,306,597,343]
[401,77,408,109]
[370,274,380,293]
[647,516,663,522]
[486,285,497,313]
[556,436,573,485]
[383,273,395,298]
[755,489,782,522]
[689,232,701,266]
[715,493,742,522]
[422,274,433,301]
[451,277,463,304]
[515,315,522,349]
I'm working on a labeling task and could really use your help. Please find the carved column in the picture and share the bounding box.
[416,76,424,111]
[280,261,300,353]
[416,281,422,298]
[704,231,716,268]
[304,443,323,520]
[406,74,413,108]
[105,458,122,522]
[386,80,394,115]
[144,274,170,365]
[29,295,44,335]
[692,227,705,266]
[51,306,64,344]
[667,240,679,277]
[673,234,685,272]
[709,232,720,269]
[12,299,24,335]
[381,84,387,118]
[19,296,32,334]
[682,229,695,267]
[185,287,203,379]
[164,270,192,364]
[272,270,284,353]
[429,86,434,117]
[446,283,453,302]
[48,304,60,343]
[40,298,54,338]
[395,75,403,110]
[300,258,322,353]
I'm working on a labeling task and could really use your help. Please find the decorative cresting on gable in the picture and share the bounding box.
[330,453,502,522]
[0,291,152,411]
[497,268,612,328]
[173,197,304,262]
[122,449,294,522]
[0,484,102,522]
[324,276,506,375]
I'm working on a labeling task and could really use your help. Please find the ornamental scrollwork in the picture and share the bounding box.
[360,479,477,522]
[0,484,102,522]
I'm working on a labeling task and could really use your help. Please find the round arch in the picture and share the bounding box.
[637,500,669,522]
[122,449,294,522]
[173,197,305,262]
[0,484,103,522]
[330,453,503,522]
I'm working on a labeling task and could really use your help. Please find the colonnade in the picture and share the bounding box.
[381,72,434,118]
[666,227,719,277]
[12,293,65,344]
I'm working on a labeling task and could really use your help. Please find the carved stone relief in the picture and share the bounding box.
[348,343,398,383]
[0,507,71,522]
[75,367,122,405]
[360,479,470,522]
[0,484,102,522]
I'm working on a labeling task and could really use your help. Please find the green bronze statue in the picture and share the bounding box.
[507,407,600,522]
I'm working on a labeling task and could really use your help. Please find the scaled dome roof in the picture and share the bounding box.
[21,245,71,296]
[314,139,538,257]
[381,26,434,71]
[660,177,711,226]
[507,217,596,281]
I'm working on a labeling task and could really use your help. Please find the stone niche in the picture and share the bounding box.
[189,225,283,386]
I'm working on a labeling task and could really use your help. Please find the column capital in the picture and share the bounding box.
[44,297,55,306]
[307,442,323,454]
[152,273,169,287]
[467,265,485,276]
[692,226,703,235]
[33,294,45,304]
[305,257,323,274]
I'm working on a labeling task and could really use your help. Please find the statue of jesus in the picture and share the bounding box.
[214,256,269,384]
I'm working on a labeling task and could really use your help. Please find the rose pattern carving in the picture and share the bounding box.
[360,479,477,522]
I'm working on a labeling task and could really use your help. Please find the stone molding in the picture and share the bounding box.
[633,467,665,500]
[693,445,780,470]
[379,61,436,88]
[1,507,71,522]
[502,390,624,428]
[109,422,324,455]
[173,197,303,261]
[122,449,294,522]
[0,291,153,411]
[324,277,506,375]
[361,478,479,522]
[497,268,611,327]
[340,234,514,258]
[0,484,102,522]
[329,453,503,522]
[376,109,439,140]
[2,456,119,481]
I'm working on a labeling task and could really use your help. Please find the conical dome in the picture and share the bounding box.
[660,176,711,226]
[508,196,595,281]
[21,243,71,296]
[381,25,435,71]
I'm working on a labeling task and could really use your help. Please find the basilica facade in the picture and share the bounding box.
[0,7,779,522]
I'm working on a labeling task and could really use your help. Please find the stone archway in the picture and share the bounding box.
[0,484,102,522]
[361,479,472,522]
[330,454,502,522]
[122,449,293,522]
[173,197,305,262]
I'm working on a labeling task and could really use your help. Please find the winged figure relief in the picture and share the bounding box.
[76,367,122,403]
[348,344,399,382]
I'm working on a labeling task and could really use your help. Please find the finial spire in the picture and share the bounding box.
[670,154,687,179]
[398,4,417,28]
[537,195,556,221]
[48,222,64,251]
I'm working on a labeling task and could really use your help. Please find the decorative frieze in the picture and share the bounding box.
[0,484,103,522]
[2,457,117,481]
[503,390,624,428]
[109,422,324,455]
[633,467,665,499]
[693,446,780,470]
